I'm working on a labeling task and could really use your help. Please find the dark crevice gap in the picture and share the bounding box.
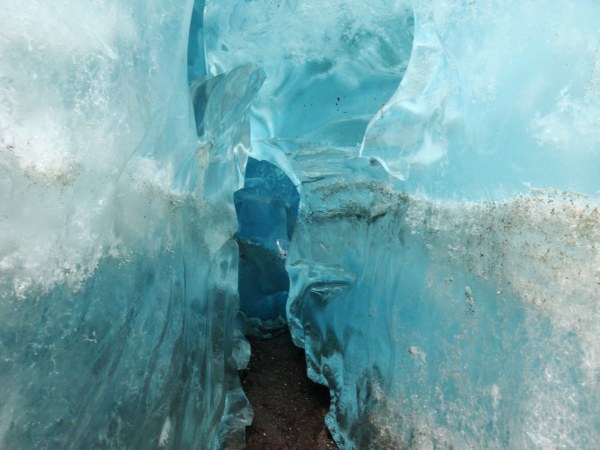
[233,158,335,447]
[241,332,336,450]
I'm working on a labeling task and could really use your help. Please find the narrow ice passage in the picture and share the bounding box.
[1,1,600,449]
[234,158,299,338]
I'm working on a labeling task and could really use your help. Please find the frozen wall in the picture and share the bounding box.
[362,0,600,199]
[287,150,599,449]
[204,0,414,143]
[234,158,299,337]
[284,1,600,449]
[2,0,599,449]
[0,1,254,448]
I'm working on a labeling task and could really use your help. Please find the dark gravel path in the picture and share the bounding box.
[241,332,337,450]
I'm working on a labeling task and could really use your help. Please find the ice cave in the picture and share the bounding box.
[1,0,599,449]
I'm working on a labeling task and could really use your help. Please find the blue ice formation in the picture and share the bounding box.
[1,1,600,450]
[235,158,299,337]
[283,1,600,449]
[204,0,414,142]
[0,2,254,447]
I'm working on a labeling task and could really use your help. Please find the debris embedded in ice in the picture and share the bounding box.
[276,239,288,259]
[158,417,172,447]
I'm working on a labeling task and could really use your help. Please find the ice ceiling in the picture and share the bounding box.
[1,0,599,449]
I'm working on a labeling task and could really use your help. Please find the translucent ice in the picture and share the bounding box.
[362,0,600,199]
[204,0,414,142]
[287,149,600,448]
[0,2,254,448]
[282,1,600,448]
[3,0,600,449]
[235,158,299,336]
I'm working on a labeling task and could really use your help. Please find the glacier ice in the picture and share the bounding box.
[283,1,600,449]
[210,0,598,448]
[2,0,600,449]
[204,0,414,142]
[361,0,600,198]
[235,158,299,337]
[0,1,254,448]
[287,149,600,448]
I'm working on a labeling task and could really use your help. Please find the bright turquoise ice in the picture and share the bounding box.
[281,1,600,448]
[212,0,600,448]
[362,1,600,199]
[235,158,299,336]
[0,2,254,448]
[1,1,600,449]
[287,149,600,448]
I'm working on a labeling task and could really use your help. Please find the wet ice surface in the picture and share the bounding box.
[286,147,600,448]
[2,0,600,449]
[235,158,300,337]
[0,3,256,447]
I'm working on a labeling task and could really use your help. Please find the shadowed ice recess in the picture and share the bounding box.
[1,0,599,449]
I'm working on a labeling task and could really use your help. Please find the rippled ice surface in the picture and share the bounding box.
[287,147,599,448]
[1,0,599,449]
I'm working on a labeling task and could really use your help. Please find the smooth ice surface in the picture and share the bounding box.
[3,0,600,449]
[235,158,299,336]
[362,0,600,199]
[204,0,414,142]
[1,2,254,448]
[281,2,600,448]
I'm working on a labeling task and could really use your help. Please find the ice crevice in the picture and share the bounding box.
[1,1,600,449]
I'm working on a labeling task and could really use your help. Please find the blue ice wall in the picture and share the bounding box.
[2,0,600,449]
[204,0,414,142]
[287,149,600,448]
[361,1,600,199]
[201,0,600,448]
[0,2,256,448]
[234,158,299,336]
[282,1,600,449]
[188,0,207,82]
